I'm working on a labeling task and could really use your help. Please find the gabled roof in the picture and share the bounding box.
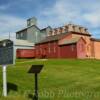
[28,25,40,30]
[91,38,100,42]
[16,25,41,33]
[16,27,27,33]
[59,37,81,45]
[36,33,67,44]
[40,26,52,31]
[71,31,91,36]
[16,25,52,33]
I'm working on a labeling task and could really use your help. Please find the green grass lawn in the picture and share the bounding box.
[0,59,100,100]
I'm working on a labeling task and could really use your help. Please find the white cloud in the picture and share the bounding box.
[40,0,100,37]
[0,14,26,39]
[0,0,100,38]
[83,13,100,28]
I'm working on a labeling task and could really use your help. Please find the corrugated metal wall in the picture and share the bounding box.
[16,49,35,58]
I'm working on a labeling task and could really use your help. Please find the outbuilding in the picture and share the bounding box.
[35,33,86,59]
[15,39,35,58]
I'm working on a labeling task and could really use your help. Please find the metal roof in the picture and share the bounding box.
[16,25,40,33]
[15,39,34,46]
[36,33,67,44]
[40,26,52,31]
[16,27,27,33]
[59,37,80,45]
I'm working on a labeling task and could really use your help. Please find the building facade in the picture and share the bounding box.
[14,39,35,58]
[16,17,51,43]
[15,17,100,59]
[35,24,100,59]
[15,17,51,58]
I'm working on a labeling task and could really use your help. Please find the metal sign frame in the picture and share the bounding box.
[0,39,14,97]
[28,65,44,100]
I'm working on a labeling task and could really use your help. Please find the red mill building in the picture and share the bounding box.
[35,24,100,59]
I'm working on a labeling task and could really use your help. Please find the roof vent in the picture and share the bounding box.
[27,17,37,27]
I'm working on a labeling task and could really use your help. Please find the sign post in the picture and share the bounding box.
[28,65,44,100]
[2,65,7,97]
[34,73,38,100]
[0,39,14,97]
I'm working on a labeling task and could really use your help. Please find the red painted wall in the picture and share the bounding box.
[17,49,35,58]
[77,39,86,59]
[60,44,77,58]
[35,41,59,58]
[35,36,86,59]
[35,43,48,58]
[36,42,77,59]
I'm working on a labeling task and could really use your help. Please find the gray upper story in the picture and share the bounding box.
[16,17,52,43]
[16,28,27,40]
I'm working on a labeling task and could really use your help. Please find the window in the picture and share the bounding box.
[16,34,19,39]
[21,32,23,37]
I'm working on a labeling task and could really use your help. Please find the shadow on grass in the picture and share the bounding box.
[7,82,18,94]
[28,94,38,100]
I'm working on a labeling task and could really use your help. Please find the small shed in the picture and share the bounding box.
[14,39,35,58]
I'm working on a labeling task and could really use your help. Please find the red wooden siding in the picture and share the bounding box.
[60,44,77,58]
[36,41,77,59]
[35,37,86,59]
[77,38,86,59]
[17,49,35,58]
[35,41,59,58]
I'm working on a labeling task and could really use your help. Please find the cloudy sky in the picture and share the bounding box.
[0,0,100,38]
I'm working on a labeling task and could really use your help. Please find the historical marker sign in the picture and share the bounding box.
[0,39,14,97]
[0,39,13,65]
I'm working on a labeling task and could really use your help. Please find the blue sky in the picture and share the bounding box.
[0,0,100,38]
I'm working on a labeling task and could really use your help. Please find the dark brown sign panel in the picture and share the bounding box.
[0,39,13,65]
[28,65,44,73]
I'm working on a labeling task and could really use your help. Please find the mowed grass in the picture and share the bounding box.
[0,59,100,100]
